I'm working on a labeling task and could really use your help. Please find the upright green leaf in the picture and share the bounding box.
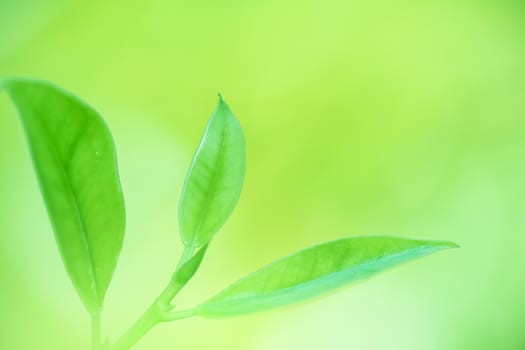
[179,95,245,248]
[1,78,125,314]
[198,236,458,317]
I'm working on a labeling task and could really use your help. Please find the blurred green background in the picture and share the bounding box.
[1,0,524,349]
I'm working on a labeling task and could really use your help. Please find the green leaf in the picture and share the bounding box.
[174,244,209,285]
[197,236,458,317]
[178,95,245,248]
[1,78,125,314]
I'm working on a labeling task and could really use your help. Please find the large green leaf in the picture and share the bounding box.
[1,78,125,314]
[178,95,245,248]
[198,236,457,317]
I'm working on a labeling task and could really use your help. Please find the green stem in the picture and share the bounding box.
[157,246,194,305]
[110,302,161,350]
[110,246,196,350]
[162,308,197,322]
[92,312,102,350]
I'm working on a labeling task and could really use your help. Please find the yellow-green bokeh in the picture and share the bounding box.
[1,0,524,349]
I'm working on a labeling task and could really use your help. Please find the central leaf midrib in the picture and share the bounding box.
[39,116,101,309]
[191,116,229,245]
[207,245,440,305]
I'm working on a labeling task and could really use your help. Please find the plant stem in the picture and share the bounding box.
[162,308,197,322]
[92,312,102,350]
[110,246,195,350]
[110,302,160,350]
[157,246,194,305]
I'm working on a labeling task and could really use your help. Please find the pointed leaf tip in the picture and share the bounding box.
[445,241,460,249]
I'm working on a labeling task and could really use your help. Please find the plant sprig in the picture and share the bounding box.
[1,78,458,350]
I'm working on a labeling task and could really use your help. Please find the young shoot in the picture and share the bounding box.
[0,78,458,350]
